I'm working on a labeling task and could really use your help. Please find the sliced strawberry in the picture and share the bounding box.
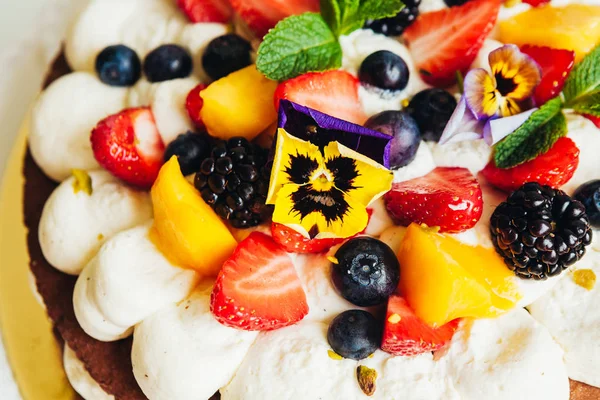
[404,0,501,87]
[91,107,165,189]
[522,0,551,6]
[177,0,232,23]
[482,137,580,192]
[384,167,483,233]
[381,295,460,357]
[271,223,345,254]
[211,232,309,330]
[520,45,575,106]
[186,83,208,129]
[274,70,367,125]
[583,114,600,129]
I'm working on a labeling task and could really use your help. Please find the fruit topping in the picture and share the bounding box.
[359,50,410,92]
[194,137,272,228]
[143,44,193,83]
[405,88,457,142]
[210,231,309,330]
[363,0,420,36]
[384,167,483,233]
[356,366,378,397]
[163,131,211,176]
[381,294,460,356]
[522,0,550,6]
[200,65,278,140]
[95,45,141,87]
[573,180,600,229]
[327,310,381,360]
[403,0,501,86]
[443,0,471,6]
[185,83,208,129]
[202,34,253,81]
[584,114,600,129]
[398,224,520,326]
[490,182,593,280]
[520,45,575,106]
[364,111,421,169]
[91,107,165,189]
[271,223,344,254]
[176,0,233,23]
[274,70,367,125]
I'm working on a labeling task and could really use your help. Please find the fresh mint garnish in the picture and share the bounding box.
[563,43,600,115]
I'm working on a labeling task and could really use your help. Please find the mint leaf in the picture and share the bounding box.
[563,43,600,106]
[356,0,405,22]
[256,13,342,81]
[494,98,566,169]
[321,0,341,35]
[323,0,405,35]
[570,92,600,117]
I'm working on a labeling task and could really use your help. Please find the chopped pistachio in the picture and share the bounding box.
[97,234,105,241]
[72,169,93,195]
[356,365,377,396]
[572,269,596,291]
[387,313,401,324]
[327,350,343,360]
[327,256,339,265]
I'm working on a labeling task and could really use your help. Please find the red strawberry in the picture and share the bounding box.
[186,83,208,129]
[384,167,483,233]
[482,137,580,192]
[274,70,367,125]
[404,0,501,87]
[520,45,575,106]
[91,107,165,189]
[229,0,320,38]
[211,232,309,330]
[522,0,551,6]
[381,295,460,357]
[583,114,600,129]
[271,223,345,254]
[176,0,232,23]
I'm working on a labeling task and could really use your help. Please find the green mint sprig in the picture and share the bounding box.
[256,0,405,81]
[563,43,600,116]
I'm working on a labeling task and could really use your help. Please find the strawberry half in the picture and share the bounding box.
[520,45,575,106]
[384,167,483,233]
[211,232,309,330]
[522,0,551,6]
[482,137,580,192]
[176,0,232,23]
[186,83,208,129]
[583,114,600,129]
[274,70,367,125]
[91,107,165,189]
[404,0,501,87]
[381,295,460,357]
[271,223,345,254]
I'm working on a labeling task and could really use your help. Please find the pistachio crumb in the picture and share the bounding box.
[356,365,377,396]
[572,269,596,291]
[327,256,339,264]
[72,169,93,196]
[97,233,105,241]
[327,350,343,360]
[387,313,401,324]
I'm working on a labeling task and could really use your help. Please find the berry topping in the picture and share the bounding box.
[491,182,593,280]
[95,45,141,87]
[327,310,381,360]
[163,131,211,176]
[365,110,421,169]
[331,237,400,307]
[176,0,233,23]
[405,88,457,142]
[194,137,272,228]
[404,0,501,87]
[363,0,421,37]
[573,180,600,229]
[143,44,193,83]
[384,167,483,233]
[210,232,309,331]
[358,50,410,92]
[482,137,580,193]
[522,0,551,6]
[185,83,208,129]
[381,295,459,357]
[583,114,600,129]
[202,34,253,81]
[91,107,165,189]
[271,223,344,254]
[520,45,575,106]
[274,70,367,125]
[443,0,471,6]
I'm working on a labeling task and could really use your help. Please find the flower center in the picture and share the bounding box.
[310,169,334,192]
[495,73,518,97]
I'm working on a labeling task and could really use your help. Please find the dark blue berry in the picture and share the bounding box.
[327,310,381,360]
[202,34,252,81]
[332,237,400,307]
[573,180,600,228]
[143,44,193,83]
[359,51,410,92]
[365,111,421,169]
[364,0,420,36]
[164,132,211,176]
[95,45,141,87]
[444,0,471,6]
[405,88,457,142]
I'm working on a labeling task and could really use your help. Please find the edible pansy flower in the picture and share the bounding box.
[267,129,393,240]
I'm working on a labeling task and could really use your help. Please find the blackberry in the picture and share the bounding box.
[194,137,272,228]
[490,183,592,280]
[363,0,421,36]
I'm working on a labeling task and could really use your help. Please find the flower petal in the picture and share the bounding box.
[464,68,500,119]
[489,44,541,101]
[483,108,537,146]
[439,96,487,145]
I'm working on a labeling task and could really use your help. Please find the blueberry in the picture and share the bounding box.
[164,132,211,176]
[363,0,421,37]
[327,310,381,360]
[95,45,141,87]
[202,34,252,81]
[444,0,471,6]
[365,111,421,169]
[143,44,193,83]
[573,180,600,228]
[332,237,400,307]
[405,88,457,142]
[359,51,410,92]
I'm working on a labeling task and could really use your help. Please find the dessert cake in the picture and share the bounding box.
[23,0,600,399]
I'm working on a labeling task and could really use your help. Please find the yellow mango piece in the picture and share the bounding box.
[151,157,237,276]
[398,224,521,327]
[200,65,278,140]
[499,5,600,62]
